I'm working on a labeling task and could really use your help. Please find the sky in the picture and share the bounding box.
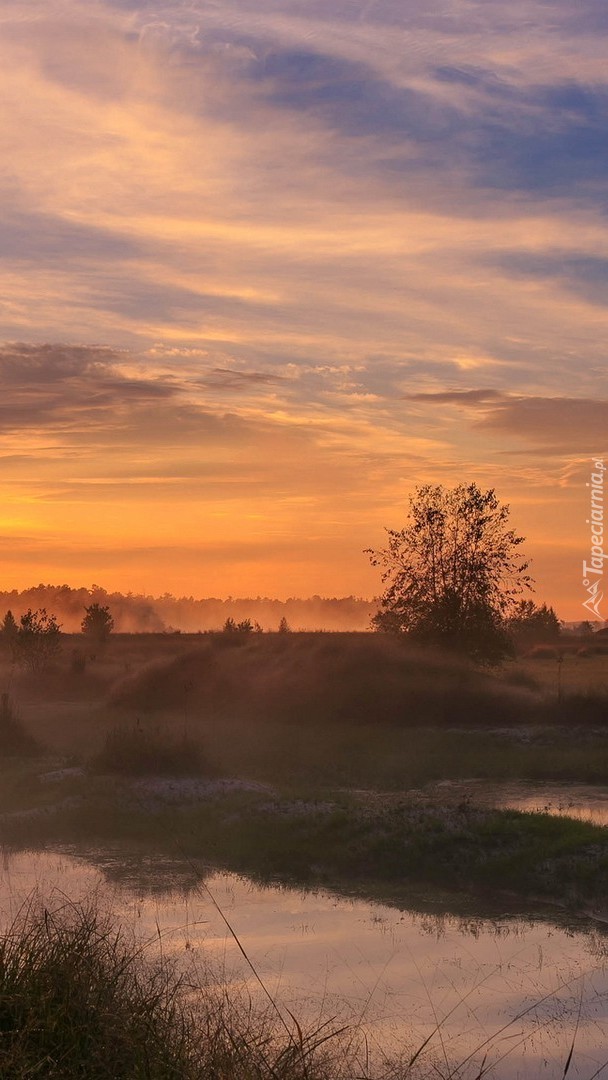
[1,0,607,617]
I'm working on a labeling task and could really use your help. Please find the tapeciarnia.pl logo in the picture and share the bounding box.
[582,458,606,619]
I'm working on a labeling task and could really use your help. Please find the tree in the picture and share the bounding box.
[1,610,19,659]
[367,482,533,664]
[81,603,114,646]
[15,609,62,674]
[222,617,254,634]
[507,600,560,647]
[278,616,291,633]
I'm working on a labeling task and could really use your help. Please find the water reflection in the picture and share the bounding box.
[425,779,608,828]
[1,847,608,1077]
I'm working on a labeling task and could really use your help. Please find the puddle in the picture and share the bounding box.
[1,847,608,1077]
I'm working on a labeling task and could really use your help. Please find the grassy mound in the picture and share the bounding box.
[109,633,536,727]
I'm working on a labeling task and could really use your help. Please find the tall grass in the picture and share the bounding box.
[0,899,394,1080]
[93,721,211,776]
[0,694,39,757]
[0,898,603,1080]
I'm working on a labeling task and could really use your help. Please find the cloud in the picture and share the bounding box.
[405,389,505,406]
[405,386,608,454]
[1,0,608,612]
[196,367,284,390]
[0,343,178,436]
[485,251,608,307]
[478,395,608,451]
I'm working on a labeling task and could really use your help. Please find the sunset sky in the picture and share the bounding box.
[1,0,607,617]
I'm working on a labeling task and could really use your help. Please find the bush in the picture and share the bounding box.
[14,609,62,674]
[93,722,211,776]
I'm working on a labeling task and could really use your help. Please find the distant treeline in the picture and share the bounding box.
[0,585,375,633]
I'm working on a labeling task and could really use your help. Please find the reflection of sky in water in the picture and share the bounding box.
[479,780,608,828]
[1,849,608,1077]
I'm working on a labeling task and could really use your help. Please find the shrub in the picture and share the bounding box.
[81,603,114,648]
[14,609,62,674]
[93,722,211,776]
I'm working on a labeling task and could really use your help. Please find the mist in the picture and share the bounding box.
[0,585,374,633]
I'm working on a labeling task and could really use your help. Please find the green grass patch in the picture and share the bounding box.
[5,787,608,914]
[198,720,608,791]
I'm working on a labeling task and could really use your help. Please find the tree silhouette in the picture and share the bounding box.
[81,603,114,646]
[507,600,560,646]
[1,610,19,659]
[15,609,62,674]
[222,617,259,634]
[367,483,533,663]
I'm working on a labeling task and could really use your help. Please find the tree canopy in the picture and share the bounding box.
[81,603,114,645]
[367,482,533,663]
[507,600,561,646]
[14,609,62,674]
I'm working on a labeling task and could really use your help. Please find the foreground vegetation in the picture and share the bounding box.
[0,900,375,1080]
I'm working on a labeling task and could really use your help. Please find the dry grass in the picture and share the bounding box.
[93,721,212,777]
[0,898,360,1080]
[108,634,536,728]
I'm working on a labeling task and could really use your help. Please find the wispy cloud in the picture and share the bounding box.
[1,0,607,611]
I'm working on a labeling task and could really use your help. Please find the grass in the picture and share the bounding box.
[2,633,608,915]
[196,719,608,789]
[4,782,608,914]
[107,634,540,728]
[1,896,605,1080]
[92,721,212,777]
[0,899,360,1080]
[0,695,39,758]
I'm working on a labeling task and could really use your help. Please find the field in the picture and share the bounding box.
[2,631,608,1077]
[1,631,608,904]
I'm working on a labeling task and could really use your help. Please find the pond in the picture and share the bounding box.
[1,846,608,1078]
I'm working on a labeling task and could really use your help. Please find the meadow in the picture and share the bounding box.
[1,631,608,898]
[2,631,608,1077]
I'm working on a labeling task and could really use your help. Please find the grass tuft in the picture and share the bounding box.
[0,899,390,1079]
[93,721,212,776]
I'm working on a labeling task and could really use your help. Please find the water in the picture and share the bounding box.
[496,781,608,828]
[1,846,608,1078]
[432,778,608,827]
